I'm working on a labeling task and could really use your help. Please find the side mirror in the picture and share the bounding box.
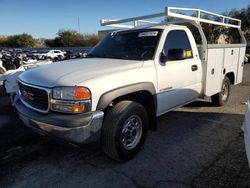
[160,51,168,63]
[167,49,186,61]
[160,49,186,63]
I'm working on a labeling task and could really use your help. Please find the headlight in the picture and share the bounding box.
[52,86,90,100]
[51,86,91,113]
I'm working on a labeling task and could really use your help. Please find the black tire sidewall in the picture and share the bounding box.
[102,101,148,161]
[114,103,148,161]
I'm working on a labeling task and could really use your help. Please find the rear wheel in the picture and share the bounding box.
[101,101,148,161]
[211,76,230,106]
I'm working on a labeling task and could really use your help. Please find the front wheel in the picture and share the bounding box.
[211,76,230,106]
[101,101,148,161]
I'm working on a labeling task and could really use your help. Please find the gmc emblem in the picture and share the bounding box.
[21,89,34,101]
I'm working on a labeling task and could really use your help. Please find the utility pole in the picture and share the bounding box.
[78,17,81,33]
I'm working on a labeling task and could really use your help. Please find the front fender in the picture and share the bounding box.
[96,82,156,110]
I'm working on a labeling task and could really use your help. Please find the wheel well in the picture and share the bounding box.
[225,72,235,85]
[103,91,157,131]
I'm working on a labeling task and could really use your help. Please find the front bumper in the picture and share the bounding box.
[15,96,104,144]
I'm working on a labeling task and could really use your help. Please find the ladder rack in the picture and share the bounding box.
[100,7,241,29]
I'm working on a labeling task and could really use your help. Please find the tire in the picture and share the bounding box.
[211,76,230,106]
[101,101,148,161]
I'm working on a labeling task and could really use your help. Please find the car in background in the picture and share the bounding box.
[31,50,65,60]
[65,50,83,60]
[245,44,250,63]
[46,50,65,59]
[244,99,250,166]
[246,45,250,63]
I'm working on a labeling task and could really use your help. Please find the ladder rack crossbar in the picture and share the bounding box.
[167,7,241,28]
[100,7,241,29]
[100,13,165,28]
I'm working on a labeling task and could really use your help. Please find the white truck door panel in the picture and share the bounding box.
[156,29,202,116]
[205,48,224,96]
[236,47,246,84]
[156,59,201,116]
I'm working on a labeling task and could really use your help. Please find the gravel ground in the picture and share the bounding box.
[0,64,250,188]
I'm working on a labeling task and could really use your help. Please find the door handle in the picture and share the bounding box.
[211,68,215,75]
[191,65,198,71]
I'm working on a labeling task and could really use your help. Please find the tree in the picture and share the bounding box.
[50,30,101,47]
[6,33,36,48]
[82,34,100,47]
[54,30,84,47]
[44,38,56,47]
[228,5,250,41]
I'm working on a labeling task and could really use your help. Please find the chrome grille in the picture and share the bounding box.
[18,81,49,112]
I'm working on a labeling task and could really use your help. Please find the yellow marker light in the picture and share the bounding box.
[72,104,85,113]
[74,87,91,100]
[186,51,192,58]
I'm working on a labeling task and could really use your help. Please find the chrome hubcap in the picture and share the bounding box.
[121,115,142,150]
[221,83,228,101]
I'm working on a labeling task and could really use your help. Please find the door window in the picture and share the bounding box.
[163,30,193,59]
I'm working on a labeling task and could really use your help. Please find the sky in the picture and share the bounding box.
[0,0,249,38]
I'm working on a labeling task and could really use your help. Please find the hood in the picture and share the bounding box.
[19,58,143,87]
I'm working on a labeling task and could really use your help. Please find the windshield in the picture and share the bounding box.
[88,29,162,60]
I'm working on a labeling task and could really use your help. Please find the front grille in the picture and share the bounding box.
[18,82,49,111]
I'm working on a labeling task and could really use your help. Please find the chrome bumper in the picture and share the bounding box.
[15,96,104,144]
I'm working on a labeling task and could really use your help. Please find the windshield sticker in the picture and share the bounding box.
[138,31,158,37]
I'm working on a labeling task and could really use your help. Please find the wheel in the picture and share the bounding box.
[101,101,148,161]
[211,77,230,106]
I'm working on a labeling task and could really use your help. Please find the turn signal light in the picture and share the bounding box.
[72,104,85,113]
[74,87,91,100]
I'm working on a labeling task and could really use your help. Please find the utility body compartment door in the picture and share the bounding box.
[204,48,224,96]
[156,29,202,116]
[205,45,245,96]
[236,47,246,84]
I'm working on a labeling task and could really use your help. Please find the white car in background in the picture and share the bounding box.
[244,100,250,166]
[33,50,65,60]
[0,53,6,74]
[0,60,6,74]
[45,50,65,59]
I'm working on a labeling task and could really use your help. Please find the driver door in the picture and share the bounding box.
[156,29,202,116]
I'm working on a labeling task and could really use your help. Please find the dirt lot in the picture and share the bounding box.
[1,64,250,188]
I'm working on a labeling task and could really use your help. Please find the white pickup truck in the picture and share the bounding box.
[15,7,246,161]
